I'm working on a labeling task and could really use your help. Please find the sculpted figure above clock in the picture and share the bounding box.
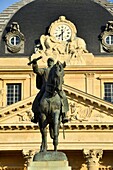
[31,16,89,65]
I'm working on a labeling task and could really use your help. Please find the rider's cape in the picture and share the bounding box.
[36,73,43,89]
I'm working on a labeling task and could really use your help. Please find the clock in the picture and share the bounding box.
[48,16,77,42]
[54,24,72,41]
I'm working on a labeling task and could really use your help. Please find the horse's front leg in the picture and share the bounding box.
[53,110,60,151]
[39,114,48,152]
[40,128,47,152]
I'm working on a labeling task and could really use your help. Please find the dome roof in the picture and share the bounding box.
[0,0,113,56]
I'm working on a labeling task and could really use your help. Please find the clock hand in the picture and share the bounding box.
[61,29,64,40]
[58,30,64,40]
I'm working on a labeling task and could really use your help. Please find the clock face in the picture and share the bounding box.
[54,24,72,41]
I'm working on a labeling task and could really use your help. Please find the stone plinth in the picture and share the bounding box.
[28,151,71,170]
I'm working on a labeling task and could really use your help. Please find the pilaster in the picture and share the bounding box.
[85,73,95,95]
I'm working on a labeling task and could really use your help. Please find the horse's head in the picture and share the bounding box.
[51,61,66,91]
[46,61,66,94]
[55,61,66,76]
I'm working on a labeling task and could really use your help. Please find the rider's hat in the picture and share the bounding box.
[47,57,54,62]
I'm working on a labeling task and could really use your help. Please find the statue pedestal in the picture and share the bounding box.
[28,151,71,170]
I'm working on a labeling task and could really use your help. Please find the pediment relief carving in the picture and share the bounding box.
[1,109,33,124]
[30,16,91,66]
[2,100,113,125]
[17,110,33,122]
[68,100,113,123]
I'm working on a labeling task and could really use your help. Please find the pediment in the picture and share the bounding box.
[0,85,113,127]
[64,84,113,123]
[0,96,35,124]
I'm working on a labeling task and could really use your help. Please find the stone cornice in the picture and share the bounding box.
[0,122,113,131]
[0,124,39,131]
[63,122,113,131]
[0,66,32,72]
[65,65,113,72]
[2,64,113,72]
[1,64,113,72]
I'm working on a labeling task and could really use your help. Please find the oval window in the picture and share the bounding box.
[9,36,21,46]
[105,35,113,45]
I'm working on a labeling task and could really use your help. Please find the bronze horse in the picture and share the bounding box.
[37,61,66,152]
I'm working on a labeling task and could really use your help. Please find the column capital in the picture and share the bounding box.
[83,149,103,165]
[85,73,95,78]
[22,149,36,167]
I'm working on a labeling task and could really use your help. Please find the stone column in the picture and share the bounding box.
[83,149,103,170]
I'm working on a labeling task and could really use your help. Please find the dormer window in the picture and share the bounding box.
[99,21,113,53]
[5,22,24,53]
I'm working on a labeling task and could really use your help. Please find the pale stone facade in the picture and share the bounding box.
[1,0,113,170]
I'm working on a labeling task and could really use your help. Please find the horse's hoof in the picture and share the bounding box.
[39,149,47,153]
[39,150,43,153]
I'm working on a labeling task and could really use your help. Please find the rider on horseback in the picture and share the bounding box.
[31,57,68,124]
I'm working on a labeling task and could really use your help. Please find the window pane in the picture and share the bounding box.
[105,35,113,45]
[104,83,113,103]
[10,36,20,46]
[6,83,21,105]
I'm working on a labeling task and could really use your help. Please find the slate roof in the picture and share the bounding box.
[0,0,113,57]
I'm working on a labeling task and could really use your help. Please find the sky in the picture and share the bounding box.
[0,0,113,13]
[0,0,20,13]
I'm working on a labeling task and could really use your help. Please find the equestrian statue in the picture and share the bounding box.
[28,56,69,152]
